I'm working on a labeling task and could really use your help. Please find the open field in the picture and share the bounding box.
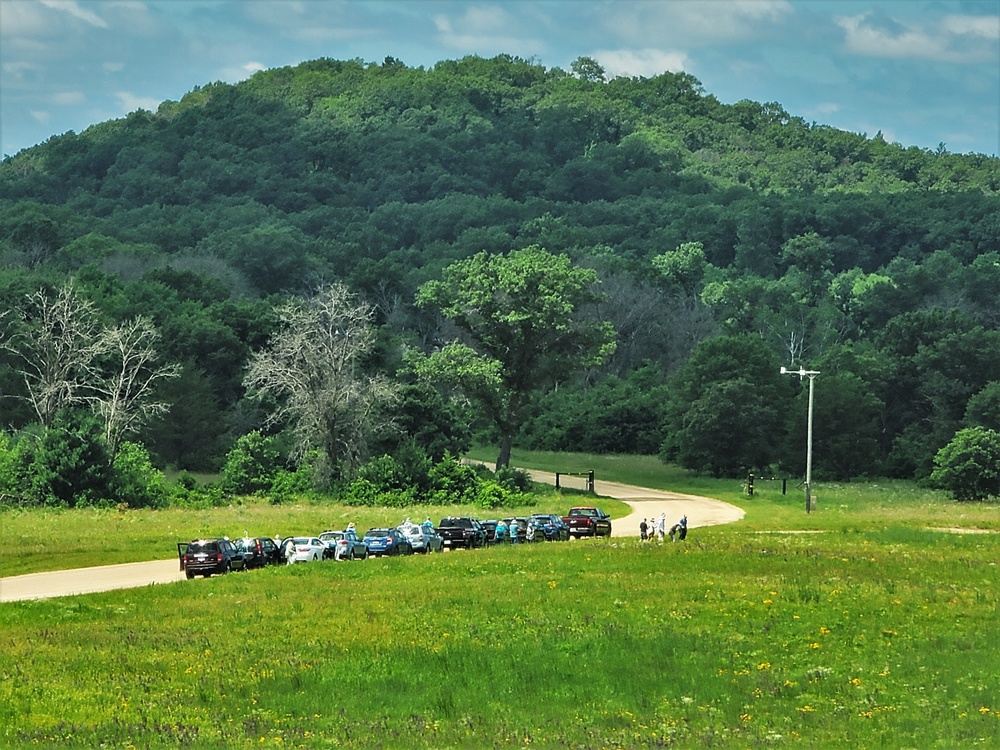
[3,453,1000,747]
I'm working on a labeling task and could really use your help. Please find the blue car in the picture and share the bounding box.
[363,528,414,557]
[529,513,571,542]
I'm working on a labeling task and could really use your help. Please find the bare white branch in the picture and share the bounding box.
[244,283,399,485]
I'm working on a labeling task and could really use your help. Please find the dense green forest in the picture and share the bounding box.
[1,54,999,504]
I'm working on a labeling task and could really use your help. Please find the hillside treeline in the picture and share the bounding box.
[1,54,999,492]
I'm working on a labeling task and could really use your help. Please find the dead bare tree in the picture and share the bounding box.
[3,283,107,426]
[3,284,180,456]
[91,316,181,459]
[243,283,399,486]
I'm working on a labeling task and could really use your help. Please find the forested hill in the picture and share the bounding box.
[3,54,998,294]
[1,54,1000,481]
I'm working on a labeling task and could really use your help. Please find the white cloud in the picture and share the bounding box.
[836,12,998,63]
[432,6,548,56]
[813,102,840,115]
[115,91,161,114]
[596,49,690,79]
[51,91,85,105]
[608,0,793,47]
[103,62,125,73]
[214,61,268,84]
[38,0,109,29]
[942,15,1000,41]
[2,61,41,78]
[30,110,52,125]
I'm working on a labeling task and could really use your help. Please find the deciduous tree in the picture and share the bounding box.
[415,246,615,468]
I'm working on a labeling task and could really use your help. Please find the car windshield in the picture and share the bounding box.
[292,537,313,545]
[320,533,342,541]
[366,530,389,538]
[188,541,218,553]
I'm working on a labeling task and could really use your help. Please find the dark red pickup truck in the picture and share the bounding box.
[562,507,612,538]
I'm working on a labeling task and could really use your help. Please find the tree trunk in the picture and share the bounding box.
[496,433,513,471]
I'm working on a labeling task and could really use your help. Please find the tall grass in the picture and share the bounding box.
[3,530,1000,748]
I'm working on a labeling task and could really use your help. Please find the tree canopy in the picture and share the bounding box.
[0,53,998,488]
[415,246,615,468]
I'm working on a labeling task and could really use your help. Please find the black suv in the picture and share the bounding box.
[180,538,247,578]
[234,537,283,569]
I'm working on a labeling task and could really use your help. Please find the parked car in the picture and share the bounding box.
[180,538,247,579]
[438,517,488,549]
[363,528,414,556]
[284,536,327,563]
[529,513,571,542]
[319,529,370,561]
[235,536,283,568]
[562,507,613,538]
[399,524,443,553]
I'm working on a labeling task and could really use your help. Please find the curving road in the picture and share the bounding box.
[0,473,743,603]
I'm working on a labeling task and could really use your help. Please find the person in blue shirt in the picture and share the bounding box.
[495,519,507,544]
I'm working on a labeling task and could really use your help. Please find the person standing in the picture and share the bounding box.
[526,520,535,543]
[639,518,648,541]
[657,513,666,542]
[495,519,507,545]
[678,515,688,541]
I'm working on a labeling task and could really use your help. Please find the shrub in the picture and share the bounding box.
[931,426,1000,502]
[112,442,169,509]
[495,465,533,493]
[168,482,228,509]
[342,477,380,506]
[269,466,314,504]
[474,480,534,510]
[428,454,480,504]
[28,412,114,507]
[221,431,281,495]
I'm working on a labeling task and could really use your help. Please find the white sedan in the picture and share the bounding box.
[283,537,326,563]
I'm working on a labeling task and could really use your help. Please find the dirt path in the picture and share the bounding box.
[0,472,744,602]
[0,559,185,603]
[520,469,745,537]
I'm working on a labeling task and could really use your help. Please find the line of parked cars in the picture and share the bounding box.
[178,513,574,578]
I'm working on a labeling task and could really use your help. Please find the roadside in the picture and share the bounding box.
[517,468,745,537]
[0,471,745,602]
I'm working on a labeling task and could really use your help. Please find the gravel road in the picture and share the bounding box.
[0,472,744,602]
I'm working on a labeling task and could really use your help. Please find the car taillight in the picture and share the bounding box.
[216,552,223,561]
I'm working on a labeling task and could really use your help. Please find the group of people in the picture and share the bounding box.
[639,513,687,542]
[493,518,535,544]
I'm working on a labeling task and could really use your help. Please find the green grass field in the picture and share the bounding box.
[3,452,1000,748]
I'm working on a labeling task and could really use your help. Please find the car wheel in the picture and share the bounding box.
[185,571,195,580]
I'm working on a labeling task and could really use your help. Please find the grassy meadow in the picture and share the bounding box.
[3,452,1000,748]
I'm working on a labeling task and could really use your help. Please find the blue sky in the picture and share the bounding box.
[1,0,998,158]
